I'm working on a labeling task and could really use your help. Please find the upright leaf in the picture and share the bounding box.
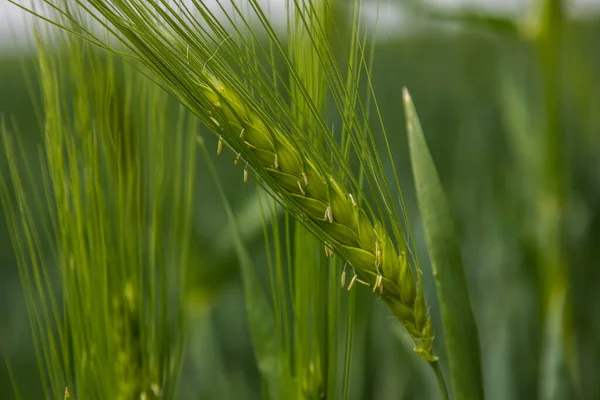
[404,88,484,400]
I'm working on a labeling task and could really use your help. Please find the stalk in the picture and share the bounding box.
[535,0,578,397]
[430,362,449,400]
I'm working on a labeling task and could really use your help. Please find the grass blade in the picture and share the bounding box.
[403,88,484,400]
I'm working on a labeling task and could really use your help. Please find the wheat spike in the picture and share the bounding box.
[199,77,437,362]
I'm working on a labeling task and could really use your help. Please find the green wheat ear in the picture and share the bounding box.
[201,77,437,362]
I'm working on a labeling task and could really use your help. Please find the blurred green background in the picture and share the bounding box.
[1,1,600,399]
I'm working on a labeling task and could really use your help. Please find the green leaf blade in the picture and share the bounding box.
[403,88,484,400]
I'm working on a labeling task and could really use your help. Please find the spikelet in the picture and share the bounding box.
[198,76,437,362]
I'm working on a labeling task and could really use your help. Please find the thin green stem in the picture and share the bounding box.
[536,0,580,397]
[430,361,449,400]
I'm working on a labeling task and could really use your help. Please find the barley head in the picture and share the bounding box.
[199,77,437,362]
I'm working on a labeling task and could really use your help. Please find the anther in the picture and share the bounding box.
[349,193,357,207]
[234,153,241,165]
[373,239,384,294]
[217,135,223,155]
[297,181,306,195]
[347,274,370,291]
[210,117,220,127]
[341,269,347,289]
[302,172,308,186]
[325,206,333,223]
[244,163,249,183]
[357,278,370,286]
[324,243,334,257]
[373,274,384,295]
[244,140,256,149]
[273,153,279,169]
[240,128,245,139]
[347,275,357,291]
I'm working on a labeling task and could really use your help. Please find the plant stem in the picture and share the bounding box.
[430,361,449,400]
[536,0,579,397]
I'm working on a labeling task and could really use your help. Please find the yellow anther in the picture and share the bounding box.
[373,274,384,295]
[324,243,334,257]
[325,206,333,223]
[357,278,370,286]
[349,193,357,207]
[217,135,223,155]
[347,275,357,291]
[297,181,306,195]
[347,274,370,291]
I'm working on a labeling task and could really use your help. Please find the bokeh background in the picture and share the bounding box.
[1,0,599,399]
